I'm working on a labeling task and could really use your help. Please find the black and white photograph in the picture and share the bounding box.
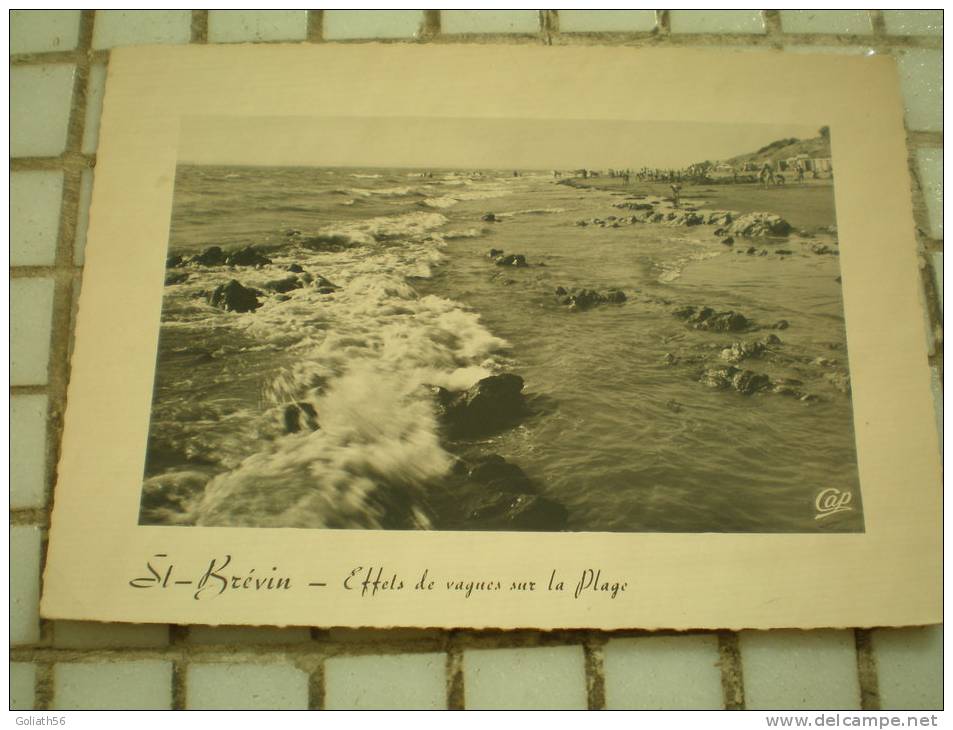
[139,117,862,534]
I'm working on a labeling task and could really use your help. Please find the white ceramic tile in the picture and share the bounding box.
[82,63,107,155]
[874,626,942,710]
[187,662,309,709]
[441,10,540,35]
[670,11,765,34]
[916,147,943,240]
[464,645,588,710]
[11,64,75,158]
[324,10,423,40]
[53,621,169,648]
[11,526,42,646]
[54,661,173,709]
[11,394,48,510]
[780,10,872,35]
[557,10,657,33]
[92,10,191,49]
[604,635,723,709]
[11,10,81,54]
[11,171,63,266]
[208,11,308,43]
[896,49,943,133]
[11,663,37,710]
[74,169,94,265]
[883,10,943,37]
[739,630,861,709]
[187,625,310,644]
[11,277,56,386]
[325,652,447,709]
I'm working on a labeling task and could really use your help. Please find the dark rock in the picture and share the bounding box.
[225,245,272,267]
[728,212,792,238]
[438,374,526,438]
[714,227,727,236]
[720,236,734,246]
[494,254,527,267]
[675,306,752,332]
[773,320,790,330]
[825,372,851,395]
[700,366,739,390]
[700,366,770,395]
[604,289,627,303]
[312,274,339,293]
[776,249,793,256]
[482,212,497,222]
[468,493,568,531]
[208,279,262,313]
[468,455,537,494]
[287,263,304,273]
[487,248,505,259]
[166,254,184,268]
[264,276,304,294]
[164,271,189,286]
[298,234,356,252]
[554,286,567,296]
[283,402,319,434]
[191,246,226,266]
[731,369,772,395]
[811,243,838,256]
[746,246,757,255]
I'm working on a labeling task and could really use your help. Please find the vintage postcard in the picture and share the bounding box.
[42,45,940,630]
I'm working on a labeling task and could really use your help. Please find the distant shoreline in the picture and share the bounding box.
[561,176,837,232]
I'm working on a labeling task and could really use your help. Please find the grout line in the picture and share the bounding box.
[191,10,209,44]
[10,385,50,396]
[420,10,440,40]
[171,660,189,709]
[308,661,326,710]
[583,636,607,710]
[718,631,746,710]
[907,130,944,148]
[10,509,50,527]
[446,633,465,710]
[10,154,95,172]
[33,661,55,710]
[869,10,887,37]
[307,10,324,43]
[855,629,882,709]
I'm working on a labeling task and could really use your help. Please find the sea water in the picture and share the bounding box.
[142,165,862,532]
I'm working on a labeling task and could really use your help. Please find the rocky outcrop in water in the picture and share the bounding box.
[434,374,527,438]
[495,254,527,267]
[673,306,753,332]
[225,245,272,267]
[264,276,305,294]
[555,286,627,311]
[468,492,569,531]
[191,246,227,266]
[165,271,189,286]
[208,279,262,313]
[727,212,792,238]
[720,334,781,364]
[699,366,772,396]
[283,402,319,434]
[166,254,184,268]
[482,212,498,222]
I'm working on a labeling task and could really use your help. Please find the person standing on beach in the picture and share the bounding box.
[671,182,682,208]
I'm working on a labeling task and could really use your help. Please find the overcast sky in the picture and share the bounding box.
[178,116,823,170]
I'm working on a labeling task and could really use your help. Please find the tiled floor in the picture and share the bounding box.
[9,9,942,711]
